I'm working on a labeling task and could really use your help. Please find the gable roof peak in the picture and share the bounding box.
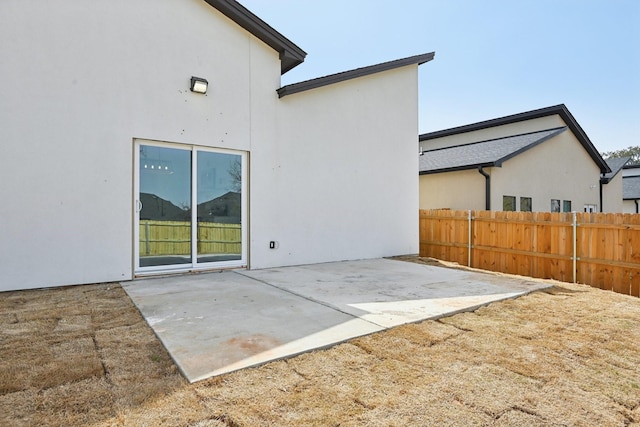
[602,156,631,182]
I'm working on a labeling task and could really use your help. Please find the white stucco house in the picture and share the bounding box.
[623,164,640,213]
[0,0,434,292]
[418,105,616,213]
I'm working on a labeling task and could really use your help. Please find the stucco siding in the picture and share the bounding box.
[1,0,426,291]
[490,131,600,212]
[422,115,566,150]
[250,67,420,268]
[602,174,624,213]
[419,170,486,210]
[0,0,278,291]
[623,200,639,214]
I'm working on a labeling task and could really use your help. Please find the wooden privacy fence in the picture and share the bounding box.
[140,220,241,256]
[420,209,640,297]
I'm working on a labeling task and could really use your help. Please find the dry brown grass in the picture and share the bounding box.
[1,257,639,426]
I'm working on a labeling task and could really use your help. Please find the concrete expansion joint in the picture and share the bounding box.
[233,270,385,329]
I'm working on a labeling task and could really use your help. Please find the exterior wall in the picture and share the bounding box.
[419,170,486,210]
[623,166,640,177]
[622,169,640,213]
[422,116,566,150]
[250,67,420,269]
[0,0,422,291]
[0,0,280,291]
[623,200,639,214]
[490,131,600,212]
[602,173,624,213]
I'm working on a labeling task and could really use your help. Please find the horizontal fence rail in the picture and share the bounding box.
[140,220,241,257]
[420,210,640,297]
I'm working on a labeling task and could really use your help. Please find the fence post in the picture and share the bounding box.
[145,221,150,255]
[572,211,577,284]
[468,210,472,267]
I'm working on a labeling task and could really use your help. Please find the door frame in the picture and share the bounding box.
[133,139,248,276]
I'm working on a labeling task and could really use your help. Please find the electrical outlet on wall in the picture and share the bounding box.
[269,241,279,249]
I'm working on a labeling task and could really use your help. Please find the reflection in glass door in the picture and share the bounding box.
[196,151,242,264]
[138,145,192,267]
[135,141,245,273]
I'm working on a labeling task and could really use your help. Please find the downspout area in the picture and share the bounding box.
[599,176,606,213]
[478,167,490,210]
[635,200,639,214]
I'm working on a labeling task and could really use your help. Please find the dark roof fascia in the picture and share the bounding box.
[419,104,611,174]
[492,127,567,167]
[277,52,435,98]
[419,162,496,175]
[204,0,306,74]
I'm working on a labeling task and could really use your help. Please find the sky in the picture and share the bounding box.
[240,0,640,153]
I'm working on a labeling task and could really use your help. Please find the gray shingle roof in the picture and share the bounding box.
[603,156,631,181]
[419,104,610,174]
[419,127,567,174]
[623,176,640,199]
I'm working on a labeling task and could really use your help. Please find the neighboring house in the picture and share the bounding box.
[601,157,630,213]
[623,164,640,213]
[418,105,611,213]
[0,0,434,292]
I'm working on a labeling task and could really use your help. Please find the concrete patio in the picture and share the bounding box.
[123,258,551,383]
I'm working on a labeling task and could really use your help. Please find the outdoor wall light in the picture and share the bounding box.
[190,76,208,94]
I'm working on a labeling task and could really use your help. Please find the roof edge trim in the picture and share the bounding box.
[277,52,435,98]
[419,162,496,175]
[204,0,306,74]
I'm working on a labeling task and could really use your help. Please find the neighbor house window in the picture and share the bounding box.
[563,200,572,212]
[503,195,516,211]
[551,199,561,212]
[584,204,597,213]
[520,197,532,212]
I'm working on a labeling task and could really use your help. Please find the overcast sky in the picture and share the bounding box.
[240,0,640,153]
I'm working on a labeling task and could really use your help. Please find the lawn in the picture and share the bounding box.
[1,257,639,426]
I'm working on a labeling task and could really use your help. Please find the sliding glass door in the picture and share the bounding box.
[135,141,246,274]
[196,150,243,264]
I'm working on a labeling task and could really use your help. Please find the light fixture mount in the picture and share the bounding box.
[190,76,208,94]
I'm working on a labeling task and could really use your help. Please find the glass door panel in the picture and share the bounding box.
[139,145,192,267]
[196,151,242,263]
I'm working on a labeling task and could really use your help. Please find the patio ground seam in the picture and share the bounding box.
[233,270,388,329]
